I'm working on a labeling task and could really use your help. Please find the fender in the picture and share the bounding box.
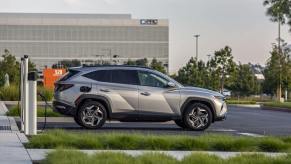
[75,94,112,118]
[180,97,216,122]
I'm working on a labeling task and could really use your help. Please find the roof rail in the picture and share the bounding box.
[82,64,153,70]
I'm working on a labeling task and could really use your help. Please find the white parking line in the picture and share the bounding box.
[237,133,264,137]
[210,129,237,132]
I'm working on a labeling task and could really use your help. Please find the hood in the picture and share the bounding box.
[180,86,224,97]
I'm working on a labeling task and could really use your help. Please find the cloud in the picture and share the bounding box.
[63,0,81,6]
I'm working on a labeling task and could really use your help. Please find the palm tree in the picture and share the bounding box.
[263,0,291,101]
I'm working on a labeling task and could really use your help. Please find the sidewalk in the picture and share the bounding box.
[0,102,32,164]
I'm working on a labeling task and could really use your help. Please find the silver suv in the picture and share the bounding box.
[53,66,227,131]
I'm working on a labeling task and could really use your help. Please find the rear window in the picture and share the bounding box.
[59,70,80,81]
[83,70,111,82]
[83,69,139,85]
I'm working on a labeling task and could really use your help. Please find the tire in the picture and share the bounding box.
[174,120,187,129]
[74,115,83,127]
[77,100,107,129]
[183,103,212,131]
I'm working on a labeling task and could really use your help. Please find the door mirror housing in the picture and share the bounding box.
[167,82,176,88]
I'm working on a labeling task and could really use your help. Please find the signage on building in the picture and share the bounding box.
[140,19,158,25]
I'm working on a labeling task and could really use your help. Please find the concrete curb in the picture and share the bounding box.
[228,104,261,108]
[3,101,52,106]
[27,149,289,162]
[261,106,291,113]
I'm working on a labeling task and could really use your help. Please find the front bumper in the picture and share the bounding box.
[53,101,77,116]
[215,102,227,121]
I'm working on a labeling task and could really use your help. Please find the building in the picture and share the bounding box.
[0,13,169,70]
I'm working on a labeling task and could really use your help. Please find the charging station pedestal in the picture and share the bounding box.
[28,71,38,135]
[23,55,29,134]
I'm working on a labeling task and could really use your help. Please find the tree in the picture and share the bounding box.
[263,44,291,97]
[209,46,236,92]
[124,58,148,67]
[150,58,166,74]
[264,0,291,31]
[0,49,20,86]
[229,64,258,97]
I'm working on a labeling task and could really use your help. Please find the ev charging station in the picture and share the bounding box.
[20,55,38,135]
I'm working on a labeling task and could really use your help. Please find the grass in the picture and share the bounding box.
[226,100,257,105]
[262,102,291,109]
[6,105,61,117]
[26,130,291,152]
[0,85,54,101]
[41,149,291,164]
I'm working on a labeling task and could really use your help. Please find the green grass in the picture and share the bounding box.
[226,100,257,105]
[6,105,61,117]
[0,85,54,101]
[26,130,291,152]
[41,149,291,164]
[262,102,291,109]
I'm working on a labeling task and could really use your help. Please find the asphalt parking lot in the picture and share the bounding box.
[15,106,291,136]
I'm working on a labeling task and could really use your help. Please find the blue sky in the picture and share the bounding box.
[0,0,290,73]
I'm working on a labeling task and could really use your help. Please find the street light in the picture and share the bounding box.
[194,34,200,60]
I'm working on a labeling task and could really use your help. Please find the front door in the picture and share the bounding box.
[137,71,180,120]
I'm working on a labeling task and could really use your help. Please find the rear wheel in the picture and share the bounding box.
[77,101,107,129]
[183,103,212,131]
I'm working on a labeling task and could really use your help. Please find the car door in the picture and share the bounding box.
[84,69,139,118]
[137,70,181,119]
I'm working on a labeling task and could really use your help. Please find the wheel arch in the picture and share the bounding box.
[75,94,112,119]
[180,97,216,122]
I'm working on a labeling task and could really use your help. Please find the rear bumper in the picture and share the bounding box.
[53,101,76,116]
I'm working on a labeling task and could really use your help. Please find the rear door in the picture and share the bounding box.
[83,69,139,119]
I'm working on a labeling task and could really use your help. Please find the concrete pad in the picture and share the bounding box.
[0,133,31,164]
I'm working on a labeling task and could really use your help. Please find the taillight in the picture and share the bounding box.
[55,84,74,92]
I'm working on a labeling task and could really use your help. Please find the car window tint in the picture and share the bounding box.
[138,71,168,88]
[83,70,111,82]
[111,70,139,85]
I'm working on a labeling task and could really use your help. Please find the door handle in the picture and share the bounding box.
[140,92,151,96]
[100,89,110,93]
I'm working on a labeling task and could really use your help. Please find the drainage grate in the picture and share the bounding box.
[0,126,11,130]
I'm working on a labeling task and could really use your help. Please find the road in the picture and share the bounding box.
[15,106,291,136]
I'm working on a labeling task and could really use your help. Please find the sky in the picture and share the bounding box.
[0,0,290,73]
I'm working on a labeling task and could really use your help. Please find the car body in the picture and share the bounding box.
[53,66,227,130]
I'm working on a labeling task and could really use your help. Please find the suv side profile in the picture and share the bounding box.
[53,66,227,131]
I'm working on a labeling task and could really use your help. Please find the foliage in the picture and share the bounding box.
[150,58,166,74]
[42,150,291,164]
[52,59,81,69]
[262,102,291,109]
[26,130,291,152]
[0,85,54,101]
[263,0,291,31]
[262,44,291,96]
[226,100,257,105]
[6,105,61,117]
[124,58,148,67]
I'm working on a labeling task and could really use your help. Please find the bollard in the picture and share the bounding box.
[23,55,29,135]
[28,72,37,135]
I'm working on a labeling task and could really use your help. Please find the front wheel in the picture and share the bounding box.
[77,101,107,129]
[183,103,212,131]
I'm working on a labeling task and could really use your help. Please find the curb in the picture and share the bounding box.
[27,149,289,162]
[261,106,291,113]
[228,104,261,108]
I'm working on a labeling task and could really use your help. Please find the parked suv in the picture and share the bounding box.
[53,66,227,131]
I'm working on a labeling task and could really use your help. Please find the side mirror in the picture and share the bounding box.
[167,82,176,88]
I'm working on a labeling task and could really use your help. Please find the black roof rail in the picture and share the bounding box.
[82,64,153,70]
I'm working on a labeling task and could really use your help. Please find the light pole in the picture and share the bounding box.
[194,34,200,60]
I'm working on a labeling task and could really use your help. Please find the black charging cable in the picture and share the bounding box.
[37,92,52,131]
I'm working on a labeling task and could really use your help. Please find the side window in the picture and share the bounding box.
[83,70,111,82]
[111,70,139,85]
[138,71,169,88]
